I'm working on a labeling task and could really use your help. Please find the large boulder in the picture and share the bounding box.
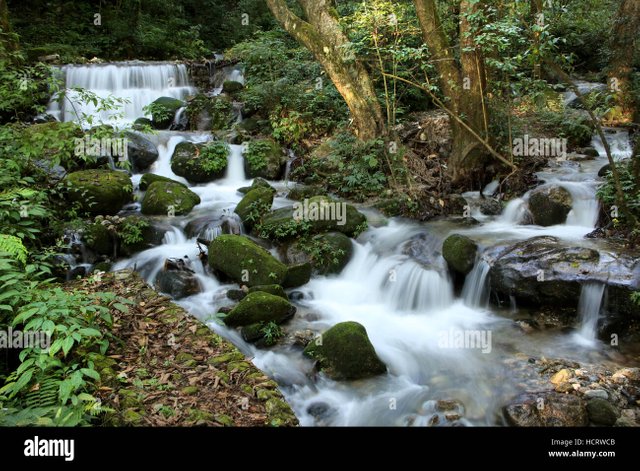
[224,291,296,327]
[285,232,353,275]
[243,139,286,180]
[237,177,276,195]
[504,392,588,426]
[66,170,133,216]
[303,321,387,380]
[150,96,185,129]
[234,187,274,228]
[258,196,367,240]
[282,263,312,288]
[528,185,573,226]
[442,234,478,275]
[154,258,202,299]
[208,235,288,287]
[126,132,158,171]
[171,141,229,183]
[139,173,186,191]
[140,181,201,216]
[487,236,640,319]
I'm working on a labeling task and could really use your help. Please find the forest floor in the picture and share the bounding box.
[75,270,298,427]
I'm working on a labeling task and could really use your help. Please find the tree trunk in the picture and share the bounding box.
[608,0,640,122]
[0,0,18,57]
[414,0,490,186]
[266,0,384,140]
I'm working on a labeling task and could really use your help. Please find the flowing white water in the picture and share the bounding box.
[573,283,606,347]
[462,259,492,308]
[47,62,197,126]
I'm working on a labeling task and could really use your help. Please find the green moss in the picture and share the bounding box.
[224,291,294,327]
[66,170,133,216]
[139,173,186,191]
[214,414,235,426]
[265,398,297,427]
[181,386,199,395]
[223,80,244,94]
[234,187,274,227]
[175,352,194,364]
[122,408,144,425]
[140,181,201,216]
[442,234,478,275]
[208,235,288,286]
[150,96,185,129]
[243,139,285,179]
[282,262,312,288]
[206,351,245,365]
[237,177,276,195]
[171,141,229,183]
[84,222,113,255]
[247,284,287,299]
[303,321,387,380]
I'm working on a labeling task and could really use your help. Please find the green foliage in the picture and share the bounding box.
[293,132,389,201]
[185,94,233,131]
[259,321,283,346]
[118,218,149,246]
[244,140,272,172]
[256,217,312,241]
[538,110,595,147]
[297,236,346,272]
[199,141,230,173]
[597,160,640,228]
[0,234,28,265]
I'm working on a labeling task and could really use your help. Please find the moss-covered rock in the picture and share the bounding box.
[303,321,387,380]
[234,187,274,228]
[208,235,287,286]
[84,222,114,255]
[287,185,324,201]
[186,94,235,131]
[442,234,478,275]
[224,291,295,327]
[133,117,153,131]
[237,177,276,195]
[283,263,312,288]
[171,141,229,183]
[223,80,244,94]
[119,215,173,255]
[126,132,158,171]
[66,170,133,216]
[150,96,185,129]
[309,232,353,275]
[141,181,201,216]
[139,173,187,191]
[243,139,286,180]
[248,284,287,299]
[586,398,619,426]
[258,196,367,240]
[528,185,573,227]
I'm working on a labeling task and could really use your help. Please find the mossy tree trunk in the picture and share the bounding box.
[608,0,640,123]
[266,0,384,141]
[414,0,491,187]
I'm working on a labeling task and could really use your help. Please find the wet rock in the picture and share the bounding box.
[154,258,201,299]
[248,284,287,299]
[586,398,619,426]
[303,321,387,380]
[503,392,588,426]
[224,292,296,327]
[598,164,611,177]
[171,141,228,183]
[583,389,608,400]
[222,80,244,94]
[126,132,159,171]
[283,262,312,288]
[234,187,274,229]
[479,198,503,216]
[140,181,200,216]
[237,177,276,195]
[528,185,573,226]
[580,147,600,158]
[287,185,323,201]
[442,234,478,275]
[550,369,573,385]
[226,289,247,301]
[66,170,133,216]
[139,173,186,191]
[208,235,288,287]
[150,96,185,129]
[243,138,286,180]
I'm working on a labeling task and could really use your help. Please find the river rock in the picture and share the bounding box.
[140,181,201,216]
[208,235,288,287]
[586,398,619,426]
[237,177,276,195]
[243,138,286,180]
[234,187,274,228]
[154,258,202,299]
[480,198,503,216]
[303,321,387,380]
[282,263,312,288]
[126,132,159,171]
[66,169,133,216]
[580,147,600,158]
[171,141,228,183]
[503,391,588,426]
[139,173,186,191]
[150,96,185,129]
[598,164,611,177]
[224,291,296,327]
[442,234,478,275]
[222,80,244,94]
[259,196,367,240]
[528,185,573,226]
[248,284,288,299]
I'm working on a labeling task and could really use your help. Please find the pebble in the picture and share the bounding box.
[583,389,608,400]
[550,368,573,385]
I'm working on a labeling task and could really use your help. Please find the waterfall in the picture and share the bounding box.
[591,128,633,161]
[462,259,492,308]
[383,260,454,312]
[575,282,606,344]
[47,62,197,126]
[226,144,246,183]
[559,182,600,228]
[499,198,527,224]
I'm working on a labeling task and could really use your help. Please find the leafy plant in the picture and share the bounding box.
[199,141,230,173]
[259,321,283,346]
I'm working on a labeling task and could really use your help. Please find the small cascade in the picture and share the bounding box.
[162,227,187,245]
[383,260,454,312]
[499,198,528,224]
[172,106,189,130]
[559,182,600,228]
[48,62,197,126]
[462,259,492,308]
[591,128,633,160]
[284,149,296,183]
[225,144,246,183]
[575,282,606,345]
